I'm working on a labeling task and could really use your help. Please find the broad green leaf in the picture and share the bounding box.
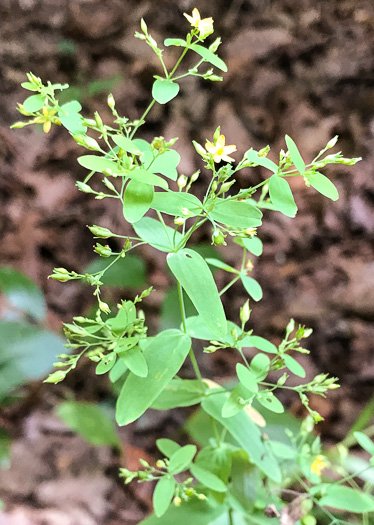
[59,112,87,135]
[190,464,227,492]
[60,101,82,113]
[284,354,306,378]
[236,363,259,393]
[190,44,227,72]
[185,315,238,343]
[268,175,298,218]
[126,167,168,189]
[167,249,227,338]
[285,135,305,174]
[116,330,191,425]
[108,302,136,331]
[109,359,127,383]
[195,444,232,484]
[164,38,187,47]
[354,431,374,455]
[140,498,225,525]
[151,191,202,217]
[210,199,262,229]
[114,336,139,354]
[133,217,183,252]
[307,172,339,201]
[268,440,296,460]
[250,353,270,380]
[168,444,197,474]
[240,274,263,302]
[96,352,116,375]
[153,476,175,517]
[85,255,146,289]
[318,484,374,513]
[156,438,181,457]
[0,266,46,321]
[202,393,282,482]
[245,150,278,173]
[149,150,181,181]
[206,258,237,273]
[235,236,263,256]
[56,401,121,448]
[133,138,153,166]
[22,94,45,113]
[152,79,180,104]
[78,155,119,173]
[239,335,277,354]
[119,345,148,377]
[257,392,284,414]
[123,180,154,223]
[222,384,249,418]
[112,135,141,155]
[151,378,206,409]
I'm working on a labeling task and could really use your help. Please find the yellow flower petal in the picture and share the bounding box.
[311,455,326,476]
[43,120,52,133]
[216,134,226,148]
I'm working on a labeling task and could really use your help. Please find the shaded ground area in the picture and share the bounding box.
[1,0,374,523]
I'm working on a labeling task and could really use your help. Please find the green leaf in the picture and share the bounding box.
[0,267,46,321]
[240,274,263,302]
[222,384,249,418]
[140,498,225,525]
[96,352,117,375]
[119,345,148,377]
[60,101,82,113]
[78,155,119,173]
[116,330,191,425]
[123,180,154,223]
[185,315,238,343]
[210,199,262,229]
[190,44,227,72]
[202,393,282,482]
[161,285,197,331]
[285,135,305,174]
[190,464,227,492]
[112,135,141,155]
[354,431,374,455]
[235,237,263,256]
[152,79,180,104]
[245,150,278,173]
[56,401,121,448]
[59,112,87,135]
[133,217,183,252]
[206,258,237,273]
[109,359,127,383]
[151,378,206,410]
[164,38,187,47]
[284,354,306,378]
[149,150,181,181]
[132,139,153,166]
[168,444,197,474]
[167,249,227,338]
[151,191,202,217]
[257,392,284,414]
[268,175,298,218]
[114,336,139,354]
[239,335,277,354]
[127,167,168,189]
[307,172,339,201]
[85,254,146,289]
[21,82,40,92]
[318,484,374,513]
[250,353,270,380]
[22,94,45,113]
[236,363,259,393]
[156,438,181,457]
[153,476,176,517]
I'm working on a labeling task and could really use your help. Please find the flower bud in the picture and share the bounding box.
[220,180,235,194]
[49,268,72,282]
[192,141,206,157]
[94,243,113,257]
[140,18,148,34]
[240,299,251,325]
[212,230,226,245]
[88,224,114,238]
[44,370,67,383]
[209,37,221,53]
[73,134,101,151]
[107,93,115,110]
[156,460,166,469]
[173,497,182,507]
[76,181,95,194]
[174,217,185,226]
[326,135,338,149]
[177,175,187,189]
[99,301,111,314]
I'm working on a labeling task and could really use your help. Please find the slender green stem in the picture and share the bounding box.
[219,276,240,296]
[129,99,156,139]
[228,507,234,525]
[210,417,221,446]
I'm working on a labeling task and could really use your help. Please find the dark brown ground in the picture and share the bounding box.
[1,0,374,523]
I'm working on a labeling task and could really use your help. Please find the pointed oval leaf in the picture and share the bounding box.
[164,38,187,47]
[153,476,176,517]
[268,175,298,218]
[167,249,227,338]
[109,359,127,383]
[239,335,277,354]
[222,384,249,418]
[120,345,148,377]
[257,392,284,414]
[245,150,278,173]
[96,352,117,375]
[151,191,202,217]
[319,484,374,513]
[133,217,183,252]
[236,363,259,393]
[168,444,197,474]
[151,379,206,410]
[206,258,237,273]
[112,135,141,155]
[190,44,227,72]
[353,431,374,455]
[156,438,181,458]
[22,94,46,113]
[210,199,262,229]
[149,150,181,180]
[284,354,306,378]
[123,180,154,223]
[241,275,263,302]
[78,155,119,173]
[152,79,180,104]
[250,353,270,380]
[190,464,227,492]
[127,167,168,189]
[235,237,263,256]
[307,172,339,201]
[116,330,191,425]
[285,135,305,174]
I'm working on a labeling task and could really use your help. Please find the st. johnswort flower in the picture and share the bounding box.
[184,8,214,38]
[310,455,326,476]
[205,134,237,163]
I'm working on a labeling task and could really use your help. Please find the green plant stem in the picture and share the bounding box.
[342,424,374,448]
[228,507,234,525]
[219,276,240,296]
[129,99,156,139]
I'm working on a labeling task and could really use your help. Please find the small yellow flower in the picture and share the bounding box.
[205,134,237,163]
[310,455,326,476]
[34,106,58,133]
[184,8,214,37]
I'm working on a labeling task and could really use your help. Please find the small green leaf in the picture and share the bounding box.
[133,217,183,252]
[120,345,148,377]
[153,476,176,517]
[239,335,277,354]
[127,167,168,189]
[236,363,259,393]
[168,444,197,474]
[151,191,201,217]
[222,384,248,418]
[151,379,206,410]
[285,135,305,174]
[210,199,262,229]
[240,274,263,302]
[235,237,263,256]
[152,79,180,104]
[22,94,45,113]
[284,354,306,378]
[307,172,339,201]
[109,359,127,383]
[268,175,298,218]
[250,353,270,380]
[257,392,284,414]
[164,38,187,47]
[190,44,227,72]
[56,401,121,448]
[156,438,181,457]
[123,180,154,223]
[112,135,141,155]
[59,112,87,135]
[318,484,374,513]
[149,150,181,181]
[245,150,278,173]
[354,432,374,455]
[0,267,46,321]
[190,464,227,492]
[206,258,237,273]
[78,155,119,173]
[96,352,117,375]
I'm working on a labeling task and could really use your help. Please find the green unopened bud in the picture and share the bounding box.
[177,175,187,189]
[213,126,221,142]
[73,134,101,151]
[204,345,218,354]
[107,93,115,110]
[209,37,221,53]
[185,488,195,496]
[240,299,251,326]
[192,140,207,157]
[94,243,113,257]
[220,180,235,194]
[258,145,270,157]
[140,18,148,34]
[94,111,104,130]
[98,301,111,314]
[286,318,295,334]
[173,497,182,507]
[44,370,67,384]
[301,515,316,525]
[156,460,166,469]
[212,230,226,246]
[49,268,72,282]
[174,217,185,226]
[102,177,116,191]
[197,493,207,501]
[206,75,223,82]
[17,103,32,116]
[88,224,113,238]
[190,170,200,183]
[326,135,338,149]
[327,383,340,390]
[10,121,29,129]
[148,35,158,48]
[277,373,288,386]
[76,181,95,194]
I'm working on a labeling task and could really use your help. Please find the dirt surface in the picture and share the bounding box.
[1,0,374,523]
